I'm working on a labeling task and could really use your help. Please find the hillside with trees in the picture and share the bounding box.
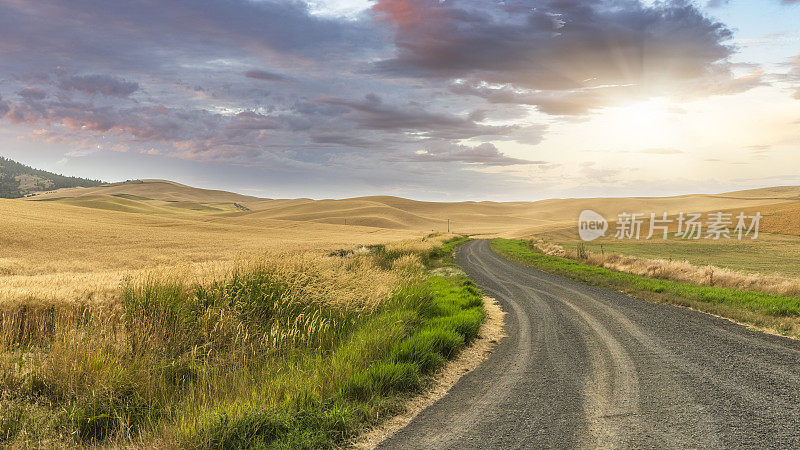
[0,156,105,198]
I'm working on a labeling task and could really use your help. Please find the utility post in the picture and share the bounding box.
[447,218,450,233]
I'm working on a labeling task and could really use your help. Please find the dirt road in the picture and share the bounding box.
[378,239,800,449]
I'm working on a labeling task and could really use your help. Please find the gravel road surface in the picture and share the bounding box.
[378,239,800,449]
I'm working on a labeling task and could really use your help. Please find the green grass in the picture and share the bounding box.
[491,239,800,338]
[551,232,800,277]
[187,275,484,449]
[0,238,483,448]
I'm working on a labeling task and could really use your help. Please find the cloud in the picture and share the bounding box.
[396,143,546,166]
[4,96,223,145]
[579,161,621,183]
[711,0,795,7]
[640,148,684,155]
[746,145,771,153]
[770,54,800,99]
[245,69,292,82]
[0,0,379,74]
[790,55,800,99]
[673,65,766,99]
[18,87,47,101]
[319,93,518,140]
[0,1,398,170]
[450,81,635,116]
[310,133,377,148]
[58,74,140,97]
[227,111,279,130]
[375,0,744,107]
[0,95,9,117]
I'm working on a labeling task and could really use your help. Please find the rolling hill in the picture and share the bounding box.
[28,179,260,214]
[0,156,104,198]
[23,178,800,236]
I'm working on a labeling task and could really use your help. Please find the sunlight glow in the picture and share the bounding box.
[602,99,676,147]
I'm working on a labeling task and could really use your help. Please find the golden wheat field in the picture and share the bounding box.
[5,180,798,307]
[0,197,411,306]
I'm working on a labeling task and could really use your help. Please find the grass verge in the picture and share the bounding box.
[188,275,483,449]
[491,239,800,338]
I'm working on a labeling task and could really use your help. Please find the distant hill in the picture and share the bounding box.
[27,179,262,215]
[0,156,105,198]
[25,176,800,236]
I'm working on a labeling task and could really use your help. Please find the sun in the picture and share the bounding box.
[604,98,675,147]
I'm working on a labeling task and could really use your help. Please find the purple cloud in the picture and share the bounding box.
[58,75,139,97]
[245,69,291,82]
[374,0,743,102]
[0,0,380,73]
[58,74,139,97]
[18,87,48,101]
[319,93,518,140]
[0,95,9,117]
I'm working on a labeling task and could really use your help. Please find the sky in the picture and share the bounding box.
[0,0,798,201]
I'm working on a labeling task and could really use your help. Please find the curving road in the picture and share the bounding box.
[378,239,800,449]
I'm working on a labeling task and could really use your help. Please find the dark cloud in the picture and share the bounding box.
[18,87,47,101]
[319,93,518,140]
[5,96,221,144]
[375,0,743,104]
[58,74,140,97]
[0,1,380,73]
[310,133,377,148]
[0,95,9,117]
[396,142,546,166]
[245,69,292,82]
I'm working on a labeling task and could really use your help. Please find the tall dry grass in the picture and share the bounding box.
[535,240,800,298]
